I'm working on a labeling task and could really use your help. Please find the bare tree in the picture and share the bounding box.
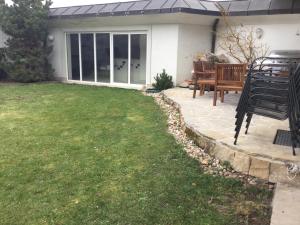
[217,9,269,64]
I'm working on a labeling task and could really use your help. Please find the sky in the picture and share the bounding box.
[5,0,224,8]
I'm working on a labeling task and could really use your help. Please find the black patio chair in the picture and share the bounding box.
[234,57,300,156]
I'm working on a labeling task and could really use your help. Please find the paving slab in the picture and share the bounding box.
[271,183,300,225]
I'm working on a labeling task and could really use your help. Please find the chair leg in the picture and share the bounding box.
[245,113,253,134]
[293,146,296,156]
[213,88,217,106]
[200,84,205,96]
[290,132,297,156]
[234,115,245,145]
[221,90,225,103]
[193,79,198,98]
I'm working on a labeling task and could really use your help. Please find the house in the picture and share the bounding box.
[1,0,300,88]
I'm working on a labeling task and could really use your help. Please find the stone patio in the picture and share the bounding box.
[163,88,300,184]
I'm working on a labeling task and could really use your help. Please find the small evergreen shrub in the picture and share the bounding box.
[153,69,174,91]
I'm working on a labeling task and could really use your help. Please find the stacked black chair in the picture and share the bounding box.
[288,64,300,155]
[234,57,300,156]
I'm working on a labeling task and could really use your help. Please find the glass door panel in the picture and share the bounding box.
[67,34,80,80]
[81,33,95,82]
[130,34,147,84]
[113,34,128,83]
[96,33,110,83]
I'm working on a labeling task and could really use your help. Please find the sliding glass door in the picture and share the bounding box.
[112,33,147,85]
[96,33,110,83]
[66,32,147,85]
[130,34,147,84]
[81,33,95,82]
[67,34,80,81]
[113,34,129,83]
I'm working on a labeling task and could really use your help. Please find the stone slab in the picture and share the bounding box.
[271,183,300,225]
[249,158,270,180]
[232,151,251,174]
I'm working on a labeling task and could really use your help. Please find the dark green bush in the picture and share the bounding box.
[153,69,174,91]
[0,0,53,83]
[0,48,8,80]
[0,68,8,81]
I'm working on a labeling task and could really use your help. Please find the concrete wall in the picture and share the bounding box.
[216,14,300,62]
[177,24,212,84]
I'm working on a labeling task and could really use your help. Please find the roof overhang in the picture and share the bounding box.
[49,13,218,28]
[49,0,300,20]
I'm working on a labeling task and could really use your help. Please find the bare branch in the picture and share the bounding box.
[217,9,269,64]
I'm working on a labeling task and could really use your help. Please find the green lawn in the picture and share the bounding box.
[0,83,271,225]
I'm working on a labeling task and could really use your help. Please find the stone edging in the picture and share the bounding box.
[161,92,300,185]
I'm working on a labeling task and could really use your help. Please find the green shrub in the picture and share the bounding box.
[153,69,174,91]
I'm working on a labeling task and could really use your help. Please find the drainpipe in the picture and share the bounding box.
[211,18,220,54]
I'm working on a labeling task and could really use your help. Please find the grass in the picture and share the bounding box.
[0,83,272,225]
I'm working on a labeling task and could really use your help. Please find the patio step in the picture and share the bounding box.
[184,124,300,185]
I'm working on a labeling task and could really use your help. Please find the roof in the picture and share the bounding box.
[49,0,300,19]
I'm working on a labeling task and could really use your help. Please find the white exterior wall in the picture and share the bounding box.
[49,28,66,81]
[49,21,180,85]
[49,23,152,85]
[250,23,300,51]
[49,22,212,86]
[216,14,300,62]
[150,24,179,85]
[177,24,212,84]
[48,14,216,87]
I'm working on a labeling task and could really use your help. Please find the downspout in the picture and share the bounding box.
[211,18,220,54]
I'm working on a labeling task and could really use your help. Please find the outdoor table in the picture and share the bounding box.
[192,70,216,98]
